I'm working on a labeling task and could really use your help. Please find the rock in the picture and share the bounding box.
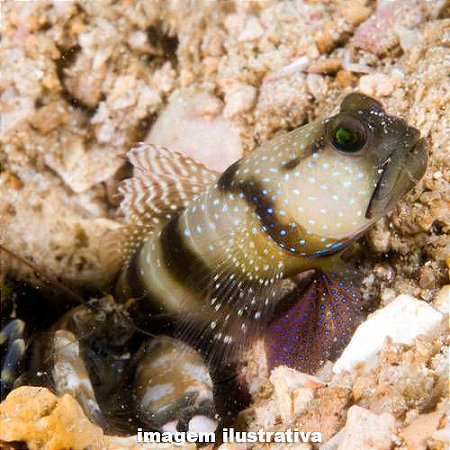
[295,386,350,444]
[1,89,35,133]
[315,30,334,55]
[249,383,350,445]
[0,386,104,450]
[265,444,310,450]
[0,386,197,450]
[28,101,70,134]
[333,294,443,373]
[352,0,425,55]
[397,26,420,52]
[432,426,450,446]
[340,2,371,26]
[64,69,105,109]
[399,411,444,450]
[237,16,265,42]
[358,73,400,97]
[320,405,395,450]
[252,367,325,429]
[44,139,124,193]
[217,444,249,450]
[307,58,342,75]
[242,338,270,396]
[127,30,151,53]
[146,90,243,172]
[433,285,449,316]
[255,74,310,140]
[265,56,310,82]
[253,398,279,430]
[306,73,327,99]
[270,367,325,423]
[223,84,257,118]
[334,70,357,88]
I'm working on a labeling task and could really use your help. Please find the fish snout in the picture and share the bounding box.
[366,135,428,219]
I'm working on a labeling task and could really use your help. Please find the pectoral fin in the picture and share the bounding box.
[265,268,370,374]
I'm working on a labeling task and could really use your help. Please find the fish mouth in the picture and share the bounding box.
[366,138,428,219]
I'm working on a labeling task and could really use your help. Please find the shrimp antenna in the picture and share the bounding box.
[0,243,85,306]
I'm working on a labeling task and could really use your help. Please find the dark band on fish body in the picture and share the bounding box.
[215,163,288,247]
[213,138,341,256]
[281,157,302,171]
[219,173,342,257]
[223,173,300,252]
[281,137,324,171]
[241,179,306,252]
[159,216,212,294]
[216,159,298,251]
[123,248,150,299]
[118,249,174,330]
[217,160,241,190]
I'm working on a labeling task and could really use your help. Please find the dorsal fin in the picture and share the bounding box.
[119,143,219,227]
[99,143,219,279]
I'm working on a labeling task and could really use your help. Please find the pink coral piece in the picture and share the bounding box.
[352,0,424,55]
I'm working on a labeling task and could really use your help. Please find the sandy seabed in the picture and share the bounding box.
[0,1,449,449]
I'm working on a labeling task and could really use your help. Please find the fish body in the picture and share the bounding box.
[111,93,427,370]
[1,93,427,439]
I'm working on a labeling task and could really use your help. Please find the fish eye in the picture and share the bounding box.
[331,120,367,153]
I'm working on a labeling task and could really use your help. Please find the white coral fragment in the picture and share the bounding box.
[320,405,395,450]
[333,294,443,373]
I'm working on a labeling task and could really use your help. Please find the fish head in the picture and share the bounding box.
[281,92,428,244]
[329,93,428,219]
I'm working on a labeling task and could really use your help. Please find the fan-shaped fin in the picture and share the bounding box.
[100,143,219,276]
[120,143,219,228]
[265,267,369,374]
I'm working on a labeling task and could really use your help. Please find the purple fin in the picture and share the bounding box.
[264,270,366,374]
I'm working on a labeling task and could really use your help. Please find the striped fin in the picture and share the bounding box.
[120,143,219,228]
[100,143,219,276]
